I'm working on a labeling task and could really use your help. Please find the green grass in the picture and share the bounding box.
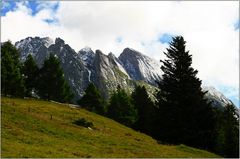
[1,97,221,158]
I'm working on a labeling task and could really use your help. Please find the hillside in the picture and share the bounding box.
[1,97,220,158]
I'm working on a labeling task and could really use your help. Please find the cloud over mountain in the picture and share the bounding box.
[1,1,239,106]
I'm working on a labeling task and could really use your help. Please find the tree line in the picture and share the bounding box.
[1,38,239,158]
[1,41,73,103]
[77,36,239,158]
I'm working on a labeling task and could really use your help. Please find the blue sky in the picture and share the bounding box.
[1,1,239,107]
[1,0,16,16]
[1,1,59,23]
[234,20,240,30]
[158,33,174,44]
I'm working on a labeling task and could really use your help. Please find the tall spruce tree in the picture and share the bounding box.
[131,85,156,134]
[107,86,137,127]
[78,83,106,115]
[155,36,216,148]
[38,54,73,103]
[1,41,25,97]
[22,54,39,97]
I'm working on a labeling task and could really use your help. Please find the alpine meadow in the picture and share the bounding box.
[1,1,239,158]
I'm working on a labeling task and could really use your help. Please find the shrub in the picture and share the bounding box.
[73,118,93,128]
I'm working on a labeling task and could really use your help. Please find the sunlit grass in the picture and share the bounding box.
[1,97,221,158]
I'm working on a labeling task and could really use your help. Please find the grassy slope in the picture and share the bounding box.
[1,97,220,158]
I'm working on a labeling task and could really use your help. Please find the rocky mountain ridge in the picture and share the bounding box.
[14,36,235,109]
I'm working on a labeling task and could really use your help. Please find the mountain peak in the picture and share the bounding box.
[15,36,53,48]
[80,46,93,53]
[202,86,234,108]
[108,52,116,58]
[15,36,53,63]
[13,36,234,110]
[119,48,162,85]
[78,47,95,67]
[55,37,65,45]
[122,47,144,57]
[95,49,104,55]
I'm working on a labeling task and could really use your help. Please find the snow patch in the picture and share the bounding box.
[87,69,91,82]
[81,46,92,52]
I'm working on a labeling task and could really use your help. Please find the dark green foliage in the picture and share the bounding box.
[107,86,138,127]
[131,85,157,134]
[73,118,94,128]
[222,104,239,157]
[1,41,25,97]
[212,104,239,157]
[38,54,73,103]
[155,36,216,149]
[22,54,39,97]
[78,83,106,115]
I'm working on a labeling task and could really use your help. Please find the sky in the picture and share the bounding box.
[1,1,239,106]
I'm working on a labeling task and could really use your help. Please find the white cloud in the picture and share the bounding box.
[1,2,58,42]
[1,1,239,102]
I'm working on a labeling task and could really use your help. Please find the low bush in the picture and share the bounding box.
[73,118,93,128]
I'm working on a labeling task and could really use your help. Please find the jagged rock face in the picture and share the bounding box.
[78,47,95,82]
[92,50,132,99]
[119,48,162,86]
[15,37,89,102]
[14,37,236,109]
[15,37,53,66]
[202,86,234,110]
[47,38,90,101]
[78,47,95,67]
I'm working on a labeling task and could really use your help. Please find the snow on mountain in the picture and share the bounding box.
[15,37,53,56]
[119,47,162,86]
[13,37,235,109]
[108,52,129,78]
[203,86,234,109]
[15,37,54,65]
[78,47,95,66]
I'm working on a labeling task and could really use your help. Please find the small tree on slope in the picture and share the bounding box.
[78,83,106,115]
[22,54,39,97]
[131,85,157,134]
[1,41,25,97]
[108,86,137,127]
[38,54,73,103]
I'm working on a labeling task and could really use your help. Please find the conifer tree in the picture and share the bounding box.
[22,54,39,97]
[1,41,25,97]
[155,36,216,148]
[131,85,156,134]
[38,54,73,103]
[222,104,239,158]
[78,83,106,115]
[108,86,137,126]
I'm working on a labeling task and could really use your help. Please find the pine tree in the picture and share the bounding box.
[22,54,39,97]
[131,85,156,134]
[1,41,25,97]
[78,83,106,115]
[38,54,73,103]
[222,104,239,158]
[155,36,216,148]
[107,86,137,127]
